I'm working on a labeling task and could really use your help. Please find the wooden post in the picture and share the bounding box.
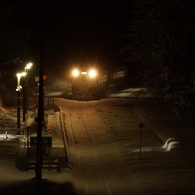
[139,123,144,159]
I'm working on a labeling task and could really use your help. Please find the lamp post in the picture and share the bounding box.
[16,72,26,134]
[23,62,33,122]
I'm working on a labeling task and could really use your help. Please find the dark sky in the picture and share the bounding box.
[12,0,133,70]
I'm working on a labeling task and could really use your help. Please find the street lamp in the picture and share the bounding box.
[23,62,33,122]
[25,62,33,71]
[16,72,26,134]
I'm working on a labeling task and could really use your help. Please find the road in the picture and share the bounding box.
[56,98,162,194]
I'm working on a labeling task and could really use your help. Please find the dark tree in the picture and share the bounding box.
[124,0,195,118]
[0,3,30,106]
[0,3,29,68]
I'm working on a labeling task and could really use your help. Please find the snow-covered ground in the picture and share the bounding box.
[0,74,195,194]
[0,95,195,194]
[59,98,195,194]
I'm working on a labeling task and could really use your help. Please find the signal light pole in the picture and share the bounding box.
[35,33,44,180]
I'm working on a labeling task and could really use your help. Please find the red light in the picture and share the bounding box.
[43,75,47,80]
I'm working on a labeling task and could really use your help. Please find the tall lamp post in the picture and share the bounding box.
[16,72,26,135]
[23,62,33,122]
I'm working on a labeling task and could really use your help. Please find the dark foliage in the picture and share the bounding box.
[0,4,30,63]
[0,3,32,106]
[124,0,195,118]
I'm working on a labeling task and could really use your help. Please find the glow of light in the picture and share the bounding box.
[72,69,80,77]
[88,69,97,78]
[81,71,87,75]
[25,62,33,70]
[16,72,26,78]
[16,72,26,91]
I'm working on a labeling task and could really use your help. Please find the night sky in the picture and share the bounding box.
[12,1,133,71]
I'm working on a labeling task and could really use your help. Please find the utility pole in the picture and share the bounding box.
[16,88,21,132]
[23,79,27,122]
[23,62,33,122]
[139,122,144,159]
[16,72,26,134]
[35,33,44,180]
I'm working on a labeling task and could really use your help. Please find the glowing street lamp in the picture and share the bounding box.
[25,62,33,71]
[23,62,33,122]
[16,72,26,134]
[16,72,26,90]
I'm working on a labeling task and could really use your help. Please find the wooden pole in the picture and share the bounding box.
[35,33,44,180]
[139,123,144,159]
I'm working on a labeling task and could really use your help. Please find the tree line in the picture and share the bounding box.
[124,0,195,118]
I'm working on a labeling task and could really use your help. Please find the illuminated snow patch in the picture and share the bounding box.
[51,145,64,147]
[45,91,63,96]
[109,88,155,98]
[161,137,180,151]
[161,137,175,149]
[0,134,18,141]
[132,137,180,152]
[165,140,180,151]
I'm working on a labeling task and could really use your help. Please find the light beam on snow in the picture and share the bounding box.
[132,137,180,152]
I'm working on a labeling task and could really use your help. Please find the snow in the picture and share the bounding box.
[0,83,195,194]
[109,88,156,98]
